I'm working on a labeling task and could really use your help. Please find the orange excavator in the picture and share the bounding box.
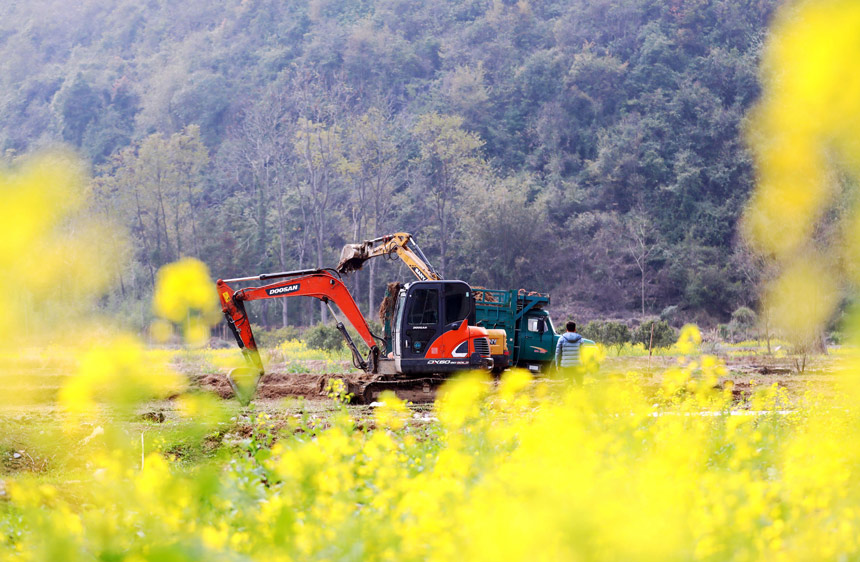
[217,268,492,404]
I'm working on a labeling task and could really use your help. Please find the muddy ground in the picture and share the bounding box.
[180,352,840,404]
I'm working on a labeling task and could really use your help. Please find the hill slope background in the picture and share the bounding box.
[0,0,781,328]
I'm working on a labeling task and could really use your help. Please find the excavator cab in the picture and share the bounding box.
[391,281,490,374]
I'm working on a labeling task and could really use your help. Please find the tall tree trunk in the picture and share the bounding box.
[155,173,172,263]
[439,200,448,278]
[256,178,267,270]
[316,223,328,324]
[187,184,201,258]
[276,194,289,328]
[133,189,155,287]
[173,205,182,258]
[351,207,362,313]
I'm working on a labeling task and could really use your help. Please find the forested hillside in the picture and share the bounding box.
[0,0,779,328]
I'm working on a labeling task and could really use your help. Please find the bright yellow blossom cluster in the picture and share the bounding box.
[6,357,860,561]
[744,0,860,344]
[152,258,221,345]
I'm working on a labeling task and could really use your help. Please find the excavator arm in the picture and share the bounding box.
[337,232,441,280]
[217,269,380,382]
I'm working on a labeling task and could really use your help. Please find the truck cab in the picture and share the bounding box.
[517,310,558,372]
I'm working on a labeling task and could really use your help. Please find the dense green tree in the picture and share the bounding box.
[0,0,784,327]
[456,173,553,290]
[95,126,208,282]
[412,112,484,277]
[57,74,103,147]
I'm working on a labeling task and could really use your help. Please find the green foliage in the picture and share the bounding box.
[0,0,781,322]
[303,323,345,352]
[250,324,301,348]
[731,306,757,329]
[56,74,103,146]
[715,306,758,342]
[580,321,631,354]
[632,319,677,349]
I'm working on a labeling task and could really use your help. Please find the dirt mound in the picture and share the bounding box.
[192,371,367,401]
[258,373,327,399]
[194,373,234,398]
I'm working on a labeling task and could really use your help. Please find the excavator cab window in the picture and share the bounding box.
[404,287,439,355]
[400,281,475,358]
[443,283,473,326]
[407,288,438,325]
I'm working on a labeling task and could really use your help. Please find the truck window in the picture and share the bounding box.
[527,316,550,333]
[443,283,470,325]
[407,288,439,325]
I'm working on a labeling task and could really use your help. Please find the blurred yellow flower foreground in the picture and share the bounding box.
[7,0,860,558]
[5,360,860,562]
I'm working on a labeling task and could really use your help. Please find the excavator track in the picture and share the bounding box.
[346,376,447,404]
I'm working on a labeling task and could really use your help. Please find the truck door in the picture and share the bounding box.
[402,284,441,358]
[520,313,554,366]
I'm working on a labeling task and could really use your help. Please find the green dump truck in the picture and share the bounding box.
[474,289,558,373]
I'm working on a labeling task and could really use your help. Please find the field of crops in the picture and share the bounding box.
[3,330,860,560]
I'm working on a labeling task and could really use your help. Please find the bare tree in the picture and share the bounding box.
[228,89,300,327]
[731,238,780,353]
[623,211,660,315]
[294,117,348,325]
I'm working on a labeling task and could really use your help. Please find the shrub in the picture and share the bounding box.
[724,306,758,342]
[581,321,631,354]
[251,324,301,348]
[579,321,600,340]
[632,319,676,349]
[731,306,757,328]
[304,323,345,351]
[660,305,680,325]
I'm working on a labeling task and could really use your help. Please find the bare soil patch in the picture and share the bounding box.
[190,371,372,401]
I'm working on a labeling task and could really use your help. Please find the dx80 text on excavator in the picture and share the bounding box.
[217,267,493,404]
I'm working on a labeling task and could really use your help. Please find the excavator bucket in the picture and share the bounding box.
[226,367,261,407]
[337,243,372,274]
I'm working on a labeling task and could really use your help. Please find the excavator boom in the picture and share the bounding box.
[337,232,441,280]
[217,269,379,382]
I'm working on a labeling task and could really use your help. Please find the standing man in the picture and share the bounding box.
[555,321,592,384]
